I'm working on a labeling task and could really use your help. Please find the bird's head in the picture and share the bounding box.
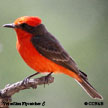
[3,16,42,29]
[3,16,42,38]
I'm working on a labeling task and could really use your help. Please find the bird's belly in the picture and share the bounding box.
[16,39,62,73]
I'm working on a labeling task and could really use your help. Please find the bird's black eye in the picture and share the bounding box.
[20,23,27,28]
[19,23,34,33]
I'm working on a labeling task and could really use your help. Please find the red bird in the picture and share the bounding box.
[3,16,103,100]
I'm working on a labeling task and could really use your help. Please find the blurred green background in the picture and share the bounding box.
[0,0,108,108]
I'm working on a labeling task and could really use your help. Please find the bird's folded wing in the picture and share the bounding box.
[31,32,79,74]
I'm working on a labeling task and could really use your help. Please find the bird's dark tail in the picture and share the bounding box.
[75,70,103,100]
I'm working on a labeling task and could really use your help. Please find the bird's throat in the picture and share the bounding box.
[15,29,32,41]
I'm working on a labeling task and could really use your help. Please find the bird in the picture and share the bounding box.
[3,16,103,100]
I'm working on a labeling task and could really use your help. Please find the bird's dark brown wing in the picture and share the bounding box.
[31,32,80,74]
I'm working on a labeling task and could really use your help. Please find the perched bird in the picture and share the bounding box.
[3,16,103,100]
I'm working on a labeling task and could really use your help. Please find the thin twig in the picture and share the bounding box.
[0,76,54,108]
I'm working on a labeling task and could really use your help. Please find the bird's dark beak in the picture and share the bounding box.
[3,23,16,28]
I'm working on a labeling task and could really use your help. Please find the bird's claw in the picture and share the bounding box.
[44,72,53,87]
[22,77,30,86]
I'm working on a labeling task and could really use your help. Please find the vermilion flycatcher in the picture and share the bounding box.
[3,16,103,100]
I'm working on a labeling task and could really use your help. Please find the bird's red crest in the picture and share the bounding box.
[14,16,42,27]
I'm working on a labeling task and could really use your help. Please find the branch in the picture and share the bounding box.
[0,76,54,108]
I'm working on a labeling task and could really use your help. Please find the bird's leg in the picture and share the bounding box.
[44,72,53,87]
[26,72,40,79]
[22,72,40,85]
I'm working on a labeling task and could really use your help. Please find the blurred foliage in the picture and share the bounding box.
[0,0,108,108]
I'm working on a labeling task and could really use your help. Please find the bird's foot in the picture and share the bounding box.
[22,77,30,86]
[22,72,40,86]
[44,72,53,87]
